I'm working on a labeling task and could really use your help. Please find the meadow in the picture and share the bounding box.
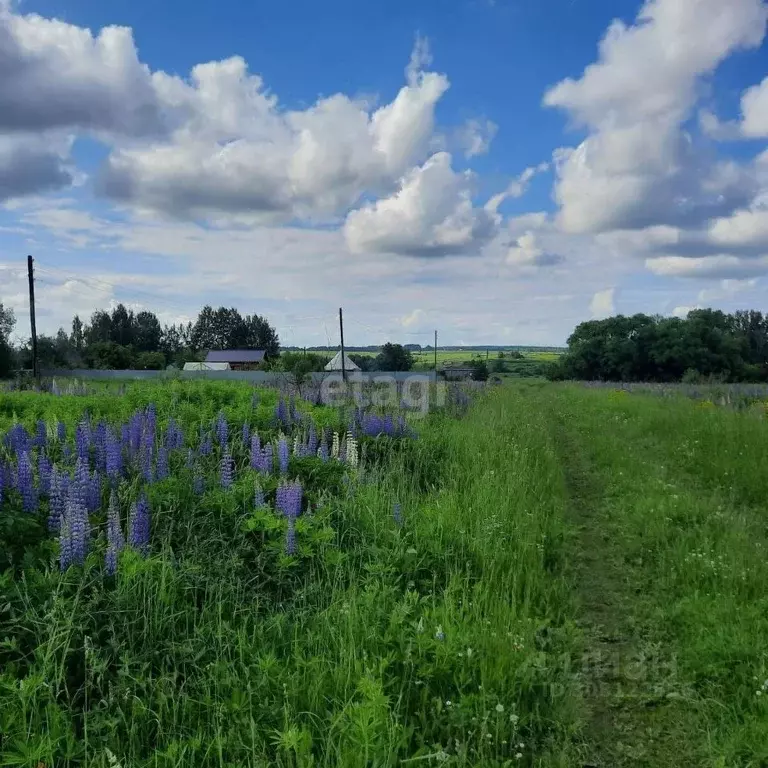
[1,379,767,766]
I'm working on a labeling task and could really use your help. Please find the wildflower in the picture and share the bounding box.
[156,446,169,480]
[276,480,303,519]
[128,495,150,555]
[220,449,234,489]
[242,421,250,445]
[435,625,445,642]
[285,518,297,555]
[275,397,288,427]
[199,433,213,456]
[346,432,358,468]
[495,703,504,713]
[331,431,340,459]
[254,483,265,507]
[215,411,228,446]
[38,453,52,496]
[515,753,523,760]
[59,513,73,571]
[509,714,519,724]
[67,496,90,566]
[75,420,91,463]
[105,491,125,575]
[56,421,66,442]
[307,423,318,455]
[88,472,102,513]
[393,502,403,527]
[34,419,47,448]
[17,451,38,513]
[48,469,68,532]
[106,429,123,482]
[277,436,289,474]
[141,446,154,483]
[250,433,261,468]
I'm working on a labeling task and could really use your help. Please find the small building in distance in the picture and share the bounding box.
[324,351,361,372]
[440,362,475,381]
[184,361,231,371]
[205,350,265,371]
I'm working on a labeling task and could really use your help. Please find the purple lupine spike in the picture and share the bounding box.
[242,422,250,446]
[128,495,150,556]
[75,420,91,463]
[56,421,66,442]
[129,412,143,454]
[141,446,154,483]
[6,423,30,454]
[72,458,90,510]
[261,443,273,474]
[105,491,125,575]
[156,446,169,481]
[250,433,261,468]
[307,423,318,456]
[276,480,302,519]
[275,398,288,428]
[59,513,73,571]
[393,502,403,527]
[145,404,157,442]
[67,496,90,566]
[34,419,47,448]
[277,436,289,475]
[88,472,102,513]
[220,449,234,489]
[254,483,265,507]
[285,518,297,555]
[193,467,204,495]
[318,434,329,462]
[38,453,52,496]
[48,468,67,532]
[215,411,228,446]
[17,451,38,513]
[199,433,213,456]
[106,429,123,482]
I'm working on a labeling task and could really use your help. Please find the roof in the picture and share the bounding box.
[184,361,231,371]
[205,349,265,364]
[324,351,361,371]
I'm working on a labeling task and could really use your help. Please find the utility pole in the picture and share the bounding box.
[339,307,346,382]
[27,255,38,379]
[434,330,438,372]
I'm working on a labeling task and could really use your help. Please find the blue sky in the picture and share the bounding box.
[0,0,767,347]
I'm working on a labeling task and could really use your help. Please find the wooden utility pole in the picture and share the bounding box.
[434,330,437,372]
[27,255,38,379]
[339,307,346,382]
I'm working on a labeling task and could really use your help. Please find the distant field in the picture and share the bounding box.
[352,349,564,366]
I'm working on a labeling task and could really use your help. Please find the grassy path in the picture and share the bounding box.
[531,384,768,767]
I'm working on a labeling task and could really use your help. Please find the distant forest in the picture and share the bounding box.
[550,309,768,383]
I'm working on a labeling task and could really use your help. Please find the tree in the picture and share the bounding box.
[110,303,136,346]
[71,315,84,351]
[244,314,280,359]
[84,310,112,345]
[470,360,489,381]
[0,303,16,377]
[134,311,162,352]
[84,342,135,370]
[375,343,414,372]
[135,351,166,370]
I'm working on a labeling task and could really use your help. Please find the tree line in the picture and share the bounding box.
[0,303,280,374]
[551,309,768,383]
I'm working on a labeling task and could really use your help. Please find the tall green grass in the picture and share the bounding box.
[0,383,580,767]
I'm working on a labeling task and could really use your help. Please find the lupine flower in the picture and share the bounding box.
[128,495,150,555]
[393,502,403,527]
[275,398,288,428]
[93,422,108,471]
[276,480,302,519]
[145,404,157,444]
[220,449,234,489]
[285,518,297,555]
[56,422,66,442]
[48,469,68,532]
[75,420,91,463]
[88,472,102,513]
[193,466,204,495]
[17,451,37,513]
[254,483,265,508]
[277,436,289,474]
[59,514,73,571]
[141,445,154,483]
[156,447,169,480]
[215,411,228,446]
[331,432,340,459]
[199,433,213,456]
[106,429,123,482]
[165,418,184,450]
[67,495,90,566]
[5,423,30,454]
[346,433,358,468]
[71,458,90,509]
[34,419,47,448]
[242,422,250,445]
[250,433,261,468]
[38,453,52,496]
[105,491,126,575]
[255,443,273,474]
[307,423,318,456]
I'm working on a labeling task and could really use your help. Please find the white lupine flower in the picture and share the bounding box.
[293,436,300,455]
[346,432,358,468]
[332,431,340,458]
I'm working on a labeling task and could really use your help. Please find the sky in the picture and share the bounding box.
[0,0,767,348]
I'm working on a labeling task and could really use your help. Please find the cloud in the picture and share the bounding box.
[401,308,425,327]
[343,151,498,256]
[99,48,450,221]
[590,287,615,318]
[672,305,700,318]
[0,3,167,137]
[645,254,768,278]
[456,118,497,158]
[544,0,768,234]
[506,232,564,267]
[486,162,549,212]
[0,135,72,201]
[740,76,768,137]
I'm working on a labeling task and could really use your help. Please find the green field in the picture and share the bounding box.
[1,381,767,766]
